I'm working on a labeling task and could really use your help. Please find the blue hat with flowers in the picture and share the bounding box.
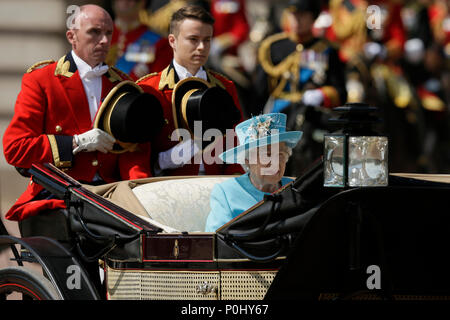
[219,113,303,164]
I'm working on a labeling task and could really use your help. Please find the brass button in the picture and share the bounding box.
[92,159,98,167]
[55,125,62,132]
[296,44,304,52]
[164,118,169,124]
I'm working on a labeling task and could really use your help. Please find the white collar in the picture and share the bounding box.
[71,50,108,79]
[172,59,207,81]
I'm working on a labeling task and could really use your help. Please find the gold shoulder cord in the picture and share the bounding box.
[258,33,303,102]
[258,33,300,78]
[136,72,158,84]
[27,59,55,73]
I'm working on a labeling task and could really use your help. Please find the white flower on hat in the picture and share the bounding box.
[247,116,273,141]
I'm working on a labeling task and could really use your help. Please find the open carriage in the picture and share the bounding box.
[1,158,450,300]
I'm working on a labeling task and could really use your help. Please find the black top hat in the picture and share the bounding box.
[287,0,321,19]
[94,80,164,153]
[172,77,241,145]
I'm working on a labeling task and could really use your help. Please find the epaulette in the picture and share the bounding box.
[206,70,226,89]
[136,72,158,84]
[27,59,55,73]
[110,66,133,81]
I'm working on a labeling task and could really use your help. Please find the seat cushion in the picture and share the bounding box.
[132,177,232,232]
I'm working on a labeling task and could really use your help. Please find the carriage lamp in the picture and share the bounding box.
[323,103,388,188]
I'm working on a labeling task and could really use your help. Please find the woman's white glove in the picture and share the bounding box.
[157,139,200,171]
[302,89,324,107]
[73,128,116,154]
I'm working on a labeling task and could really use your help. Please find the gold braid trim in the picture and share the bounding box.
[47,135,71,168]
[207,70,226,89]
[47,134,60,167]
[258,32,300,78]
[258,32,304,102]
[159,66,176,90]
[27,60,55,73]
[136,72,158,84]
[54,56,74,77]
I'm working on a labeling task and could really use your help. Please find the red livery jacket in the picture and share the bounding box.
[211,0,250,55]
[137,63,245,176]
[3,52,152,221]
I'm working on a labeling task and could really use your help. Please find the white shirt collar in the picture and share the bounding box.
[71,50,108,79]
[172,59,207,81]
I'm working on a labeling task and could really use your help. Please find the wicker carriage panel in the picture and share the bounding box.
[107,267,220,300]
[220,271,277,300]
[107,269,142,300]
[107,267,278,300]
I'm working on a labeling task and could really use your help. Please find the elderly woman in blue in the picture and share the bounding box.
[204,113,302,232]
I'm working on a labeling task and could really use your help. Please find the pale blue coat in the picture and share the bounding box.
[204,173,293,232]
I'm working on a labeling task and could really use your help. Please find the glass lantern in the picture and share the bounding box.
[323,103,389,188]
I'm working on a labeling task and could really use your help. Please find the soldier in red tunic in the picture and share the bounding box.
[2,5,153,221]
[106,0,173,80]
[137,5,245,176]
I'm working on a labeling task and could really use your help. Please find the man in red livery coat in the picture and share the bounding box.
[3,5,152,221]
[106,0,173,80]
[137,4,244,176]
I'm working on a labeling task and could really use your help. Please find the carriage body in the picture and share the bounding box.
[2,162,450,300]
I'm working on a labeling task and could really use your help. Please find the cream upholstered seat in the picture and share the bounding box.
[132,177,232,232]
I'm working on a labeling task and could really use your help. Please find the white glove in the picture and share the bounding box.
[404,38,425,64]
[364,42,387,61]
[302,89,324,107]
[158,139,200,170]
[73,128,116,154]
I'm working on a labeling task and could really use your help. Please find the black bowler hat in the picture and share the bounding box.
[94,80,164,153]
[287,0,321,19]
[172,77,241,143]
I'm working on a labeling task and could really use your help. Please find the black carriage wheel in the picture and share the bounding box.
[0,267,60,300]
